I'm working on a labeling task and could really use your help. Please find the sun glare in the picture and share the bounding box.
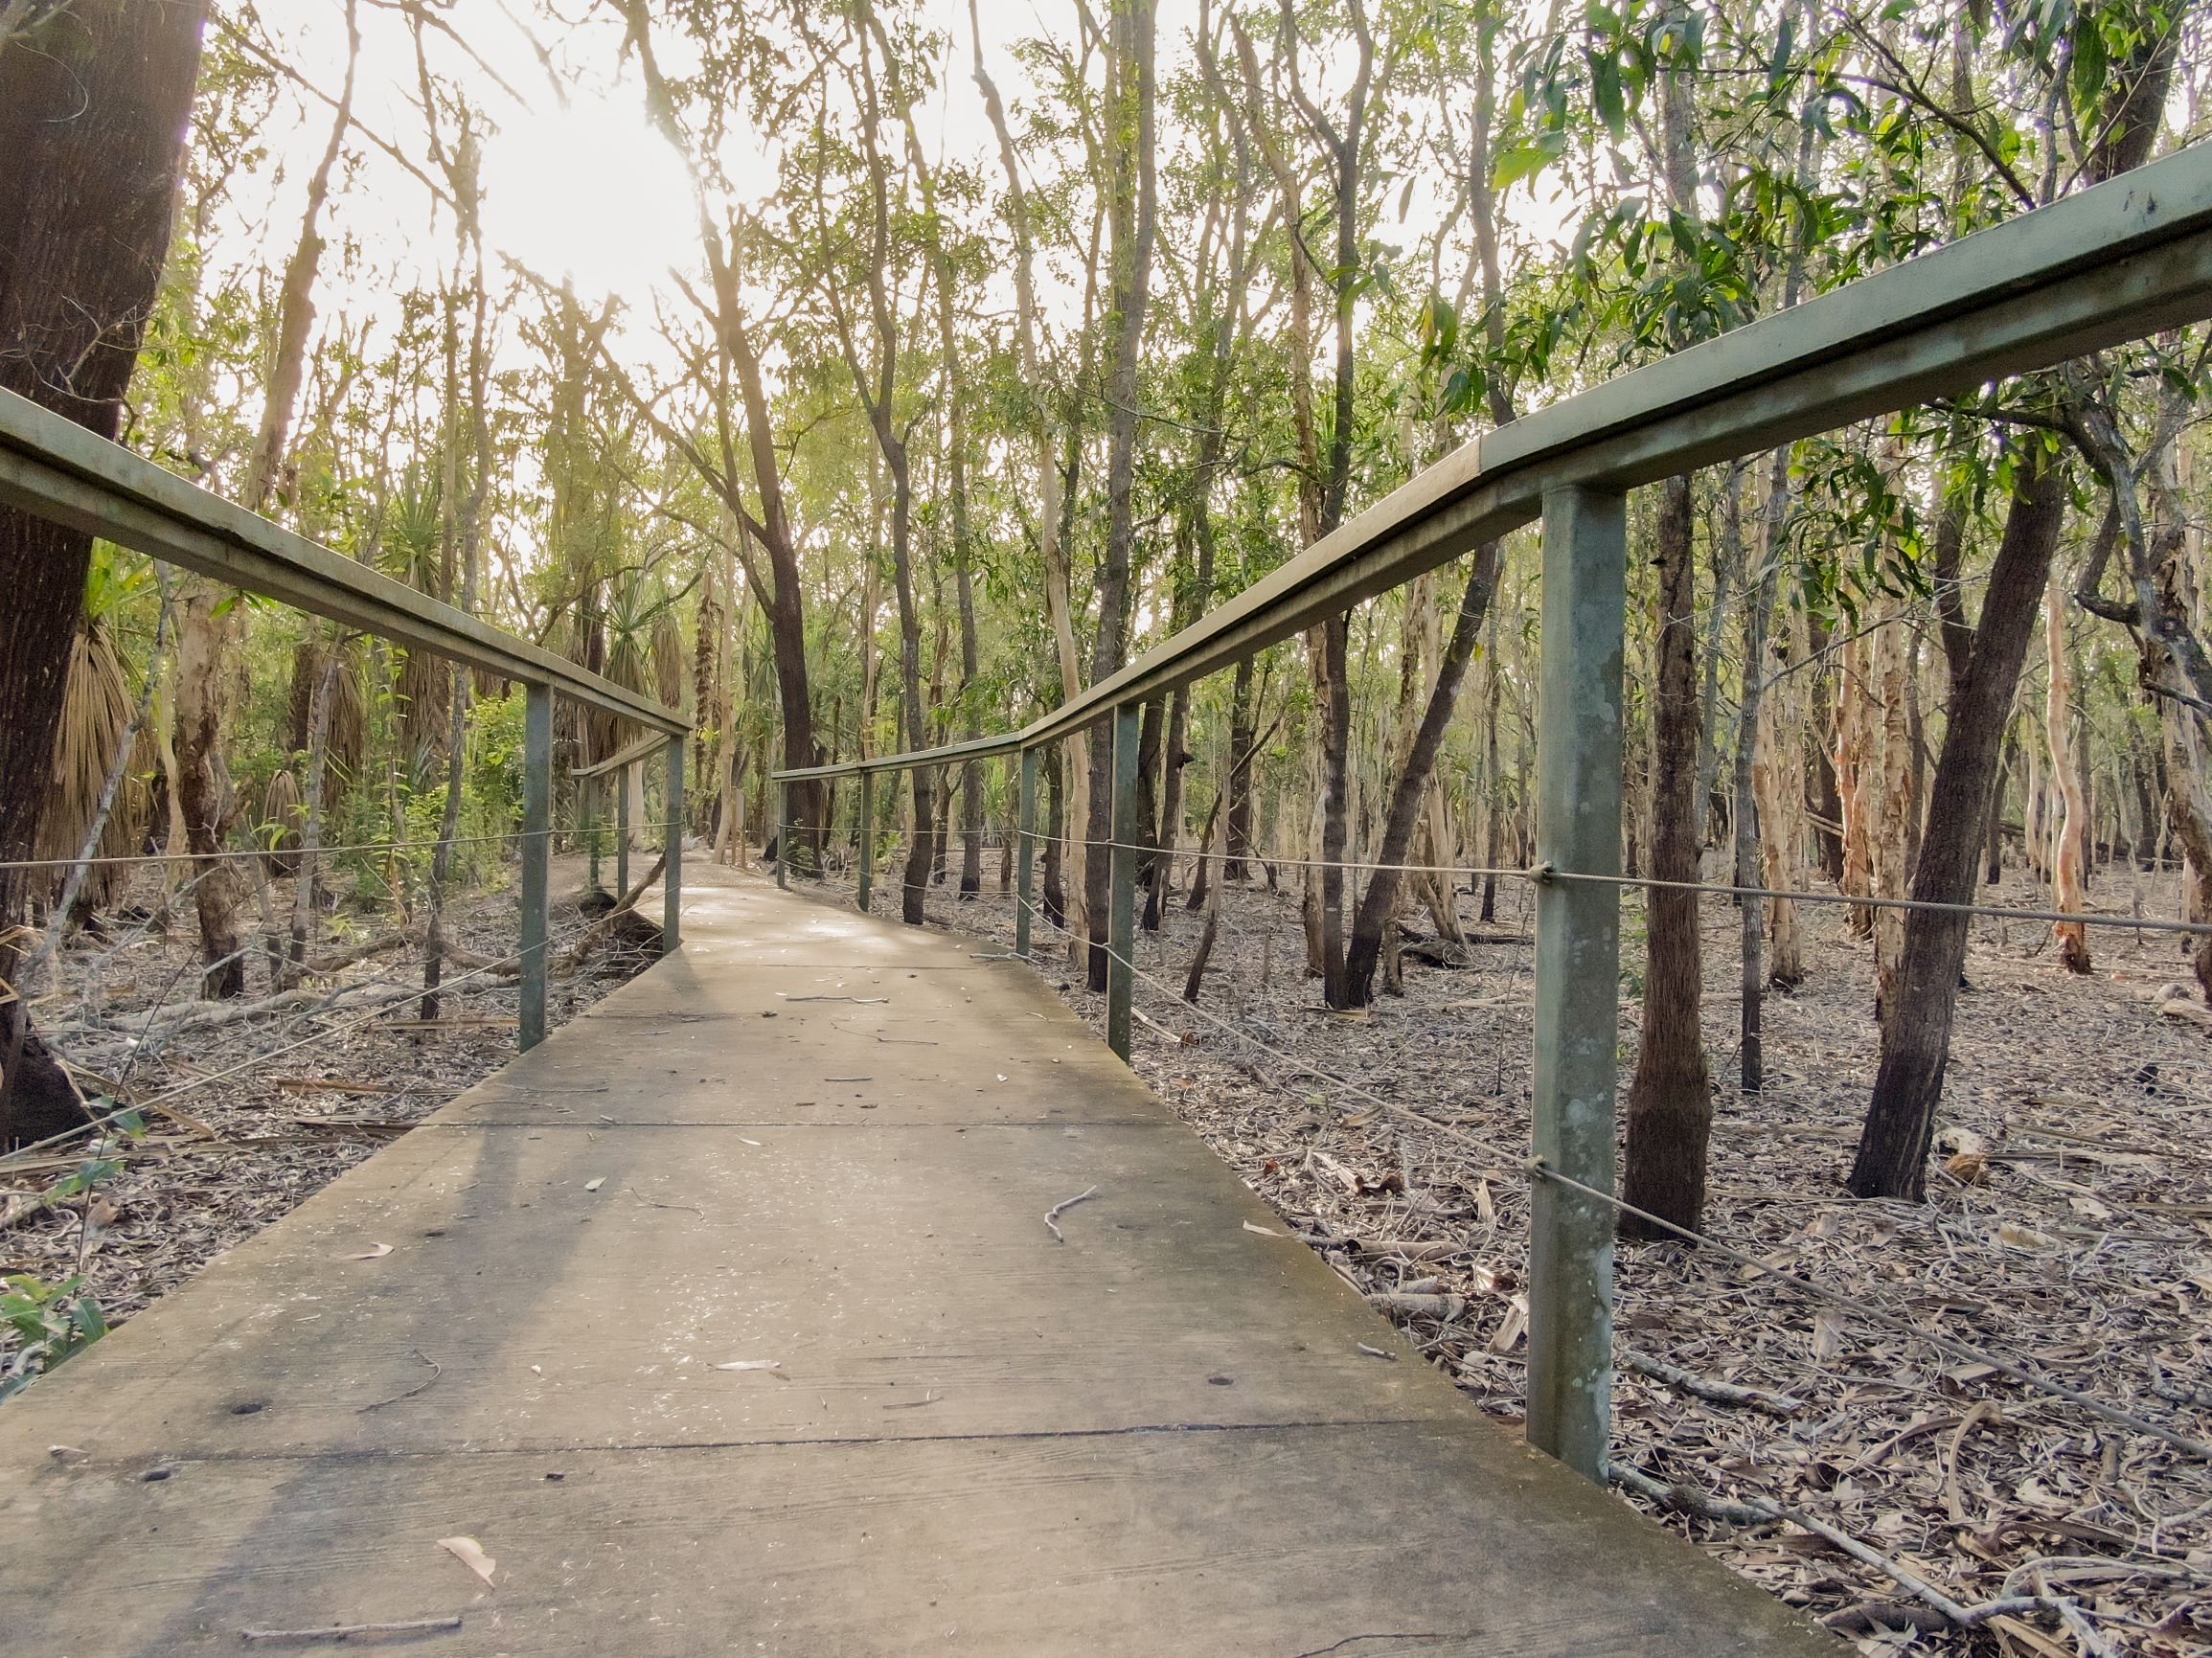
[479,92,698,302]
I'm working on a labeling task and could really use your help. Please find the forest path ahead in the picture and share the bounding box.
[0,866,1833,1655]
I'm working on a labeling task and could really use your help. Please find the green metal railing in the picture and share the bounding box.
[775,140,2212,1482]
[0,388,692,1056]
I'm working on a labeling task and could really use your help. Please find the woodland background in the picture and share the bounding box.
[3,1,2212,1646]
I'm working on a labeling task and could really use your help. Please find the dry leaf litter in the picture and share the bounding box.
[1,854,652,1340]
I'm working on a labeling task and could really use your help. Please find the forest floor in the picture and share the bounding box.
[0,852,653,1351]
[833,853,2212,1658]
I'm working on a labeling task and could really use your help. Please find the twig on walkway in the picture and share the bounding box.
[240,1615,463,1644]
[1044,1184,1099,1243]
[780,994,888,1003]
[1621,1350,1803,1416]
[357,1348,442,1413]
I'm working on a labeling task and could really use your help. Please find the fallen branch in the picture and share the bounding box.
[306,931,413,975]
[240,1616,463,1645]
[557,854,666,978]
[1368,1291,1468,1320]
[1610,1465,2112,1639]
[1044,1184,1099,1243]
[1621,1350,1803,1416]
[1610,1464,1782,1528]
[1131,1006,1188,1045]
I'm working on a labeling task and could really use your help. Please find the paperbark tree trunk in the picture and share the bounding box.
[2044,574,2092,971]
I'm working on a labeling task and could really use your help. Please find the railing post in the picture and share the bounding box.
[1015,747,1038,959]
[856,771,874,911]
[776,780,788,890]
[616,764,630,898]
[1106,707,1139,1061]
[663,736,683,954]
[1526,482,1627,1483]
[519,681,552,1053]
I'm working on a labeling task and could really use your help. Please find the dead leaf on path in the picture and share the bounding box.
[582,1177,604,1192]
[1812,1308,1846,1362]
[1243,1220,1285,1237]
[437,1535,496,1586]
[341,1243,393,1261]
[1994,1222,2056,1252]
[1487,1294,1529,1353]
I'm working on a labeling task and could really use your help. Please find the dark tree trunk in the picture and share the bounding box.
[1343,543,1503,1003]
[1147,684,1190,930]
[1622,474,1713,1236]
[1186,790,1222,914]
[0,0,208,1144]
[1805,613,1847,882]
[1134,693,1164,923]
[1083,0,1156,992]
[1317,612,1353,1007]
[1986,732,2013,884]
[1851,457,2068,1199]
[1225,656,1255,881]
[1043,741,1066,929]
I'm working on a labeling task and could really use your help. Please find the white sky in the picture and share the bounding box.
[234,1,1564,382]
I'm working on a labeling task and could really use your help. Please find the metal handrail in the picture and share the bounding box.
[0,387,687,738]
[777,138,2212,783]
[764,139,2212,1486]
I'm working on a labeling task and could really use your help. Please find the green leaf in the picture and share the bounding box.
[1491,142,1553,193]
[1588,50,1627,139]
[2069,13,2108,119]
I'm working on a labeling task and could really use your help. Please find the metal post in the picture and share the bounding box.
[1015,748,1038,958]
[856,771,874,911]
[519,681,553,1053]
[775,781,788,890]
[615,766,630,897]
[663,737,683,954]
[1525,483,1627,1482]
[1106,706,1140,1061]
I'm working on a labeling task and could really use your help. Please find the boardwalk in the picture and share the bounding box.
[0,869,1832,1655]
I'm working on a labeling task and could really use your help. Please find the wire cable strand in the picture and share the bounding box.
[0,950,530,1168]
[1009,829,2212,940]
[0,829,550,874]
[1010,896,2212,1460]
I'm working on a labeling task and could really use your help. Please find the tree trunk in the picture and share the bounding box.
[1043,741,1066,929]
[1343,543,1502,1003]
[1985,732,2011,884]
[1622,474,1713,1235]
[1852,455,2068,1200]
[1871,598,1914,1019]
[0,0,205,1140]
[1805,614,1847,881]
[971,1,1087,951]
[281,645,340,989]
[1083,0,1157,991]
[2044,574,2092,971]
[1225,656,1256,881]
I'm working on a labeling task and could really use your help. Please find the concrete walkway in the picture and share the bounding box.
[0,868,1834,1655]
